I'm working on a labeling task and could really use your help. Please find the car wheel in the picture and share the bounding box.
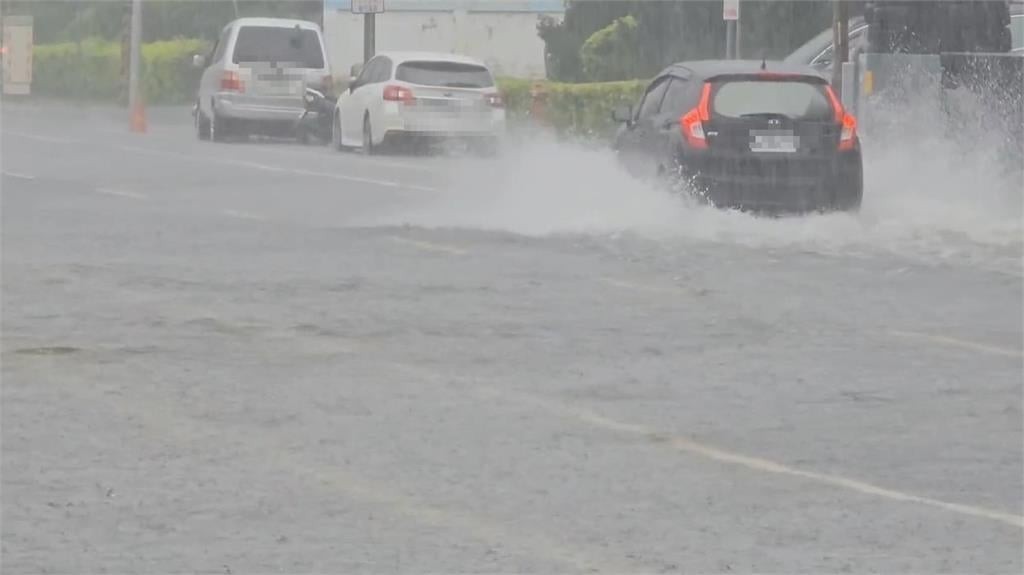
[362,114,375,155]
[332,112,345,152]
[195,104,211,141]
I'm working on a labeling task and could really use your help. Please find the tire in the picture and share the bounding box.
[332,112,345,152]
[195,104,211,141]
[362,114,375,155]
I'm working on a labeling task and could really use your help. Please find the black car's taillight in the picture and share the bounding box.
[680,82,712,149]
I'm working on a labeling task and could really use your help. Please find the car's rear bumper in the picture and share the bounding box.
[214,93,305,123]
[377,103,506,142]
[679,149,862,213]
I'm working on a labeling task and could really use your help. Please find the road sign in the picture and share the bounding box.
[352,0,385,14]
[723,0,740,21]
[2,15,33,96]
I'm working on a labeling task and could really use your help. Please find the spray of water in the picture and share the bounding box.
[368,93,1022,273]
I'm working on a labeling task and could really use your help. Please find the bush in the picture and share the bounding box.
[32,37,210,104]
[580,15,641,82]
[497,77,647,140]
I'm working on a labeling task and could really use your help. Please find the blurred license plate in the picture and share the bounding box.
[750,130,797,153]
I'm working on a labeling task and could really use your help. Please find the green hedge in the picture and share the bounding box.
[497,77,647,140]
[32,37,209,104]
[30,38,646,140]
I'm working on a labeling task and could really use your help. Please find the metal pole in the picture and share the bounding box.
[363,12,375,63]
[128,0,144,131]
[725,20,736,59]
[735,12,741,59]
[831,0,839,91]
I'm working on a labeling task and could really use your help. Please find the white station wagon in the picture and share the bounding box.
[331,51,507,155]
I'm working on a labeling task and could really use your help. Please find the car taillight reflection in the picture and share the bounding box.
[680,82,712,149]
[383,85,416,104]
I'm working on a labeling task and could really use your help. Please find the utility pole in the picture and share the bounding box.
[723,0,739,59]
[832,0,849,93]
[128,0,145,132]
[363,12,375,63]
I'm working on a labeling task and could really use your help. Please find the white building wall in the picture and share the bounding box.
[324,10,561,79]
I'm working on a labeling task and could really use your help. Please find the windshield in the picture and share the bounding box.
[712,79,834,121]
[232,26,324,68]
[395,61,495,88]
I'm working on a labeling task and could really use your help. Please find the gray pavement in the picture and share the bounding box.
[2,102,1022,574]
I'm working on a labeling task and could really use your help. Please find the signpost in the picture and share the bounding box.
[2,15,33,96]
[128,0,145,132]
[352,0,385,63]
[723,0,740,59]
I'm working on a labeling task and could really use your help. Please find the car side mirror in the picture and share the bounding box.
[612,105,633,124]
[192,54,207,69]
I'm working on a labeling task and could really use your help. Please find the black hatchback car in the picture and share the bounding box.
[613,60,863,214]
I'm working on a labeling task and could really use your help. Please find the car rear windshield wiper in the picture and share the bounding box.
[443,82,483,88]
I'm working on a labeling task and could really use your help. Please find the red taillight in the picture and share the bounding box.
[825,85,857,151]
[680,82,712,149]
[485,92,504,108]
[220,71,244,92]
[383,84,415,104]
[839,112,858,151]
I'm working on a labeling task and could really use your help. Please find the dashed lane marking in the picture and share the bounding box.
[5,129,442,191]
[599,276,690,296]
[481,387,1024,530]
[94,188,148,200]
[889,330,1022,359]
[1,171,35,181]
[389,236,468,256]
[2,130,80,145]
[114,144,440,193]
[222,209,267,221]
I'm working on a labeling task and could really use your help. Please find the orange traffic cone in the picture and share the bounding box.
[130,100,147,133]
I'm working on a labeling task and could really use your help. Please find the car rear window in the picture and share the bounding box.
[395,61,495,88]
[712,79,834,121]
[232,26,324,68]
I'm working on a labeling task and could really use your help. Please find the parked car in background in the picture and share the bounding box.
[784,16,870,77]
[332,51,506,156]
[786,2,1023,73]
[192,18,333,142]
[613,60,863,215]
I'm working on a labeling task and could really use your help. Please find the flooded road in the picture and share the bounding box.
[3,102,1022,573]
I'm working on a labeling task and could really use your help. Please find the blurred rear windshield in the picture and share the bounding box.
[232,26,324,68]
[712,80,834,121]
[396,61,495,88]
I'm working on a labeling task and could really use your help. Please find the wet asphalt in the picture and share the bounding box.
[2,102,1022,574]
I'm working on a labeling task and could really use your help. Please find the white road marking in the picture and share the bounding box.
[599,277,690,296]
[94,188,148,200]
[115,144,439,193]
[222,209,267,221]
[483,388,1024,530]
[2,171,35,181]
[2,130,80,145]
[890,330,1022,358]
[389,236,468,255]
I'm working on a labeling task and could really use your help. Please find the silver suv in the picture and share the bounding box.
[192,18,332,141]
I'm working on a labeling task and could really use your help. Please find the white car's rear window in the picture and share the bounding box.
[395,61,494,88]
[232,26,324,69]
